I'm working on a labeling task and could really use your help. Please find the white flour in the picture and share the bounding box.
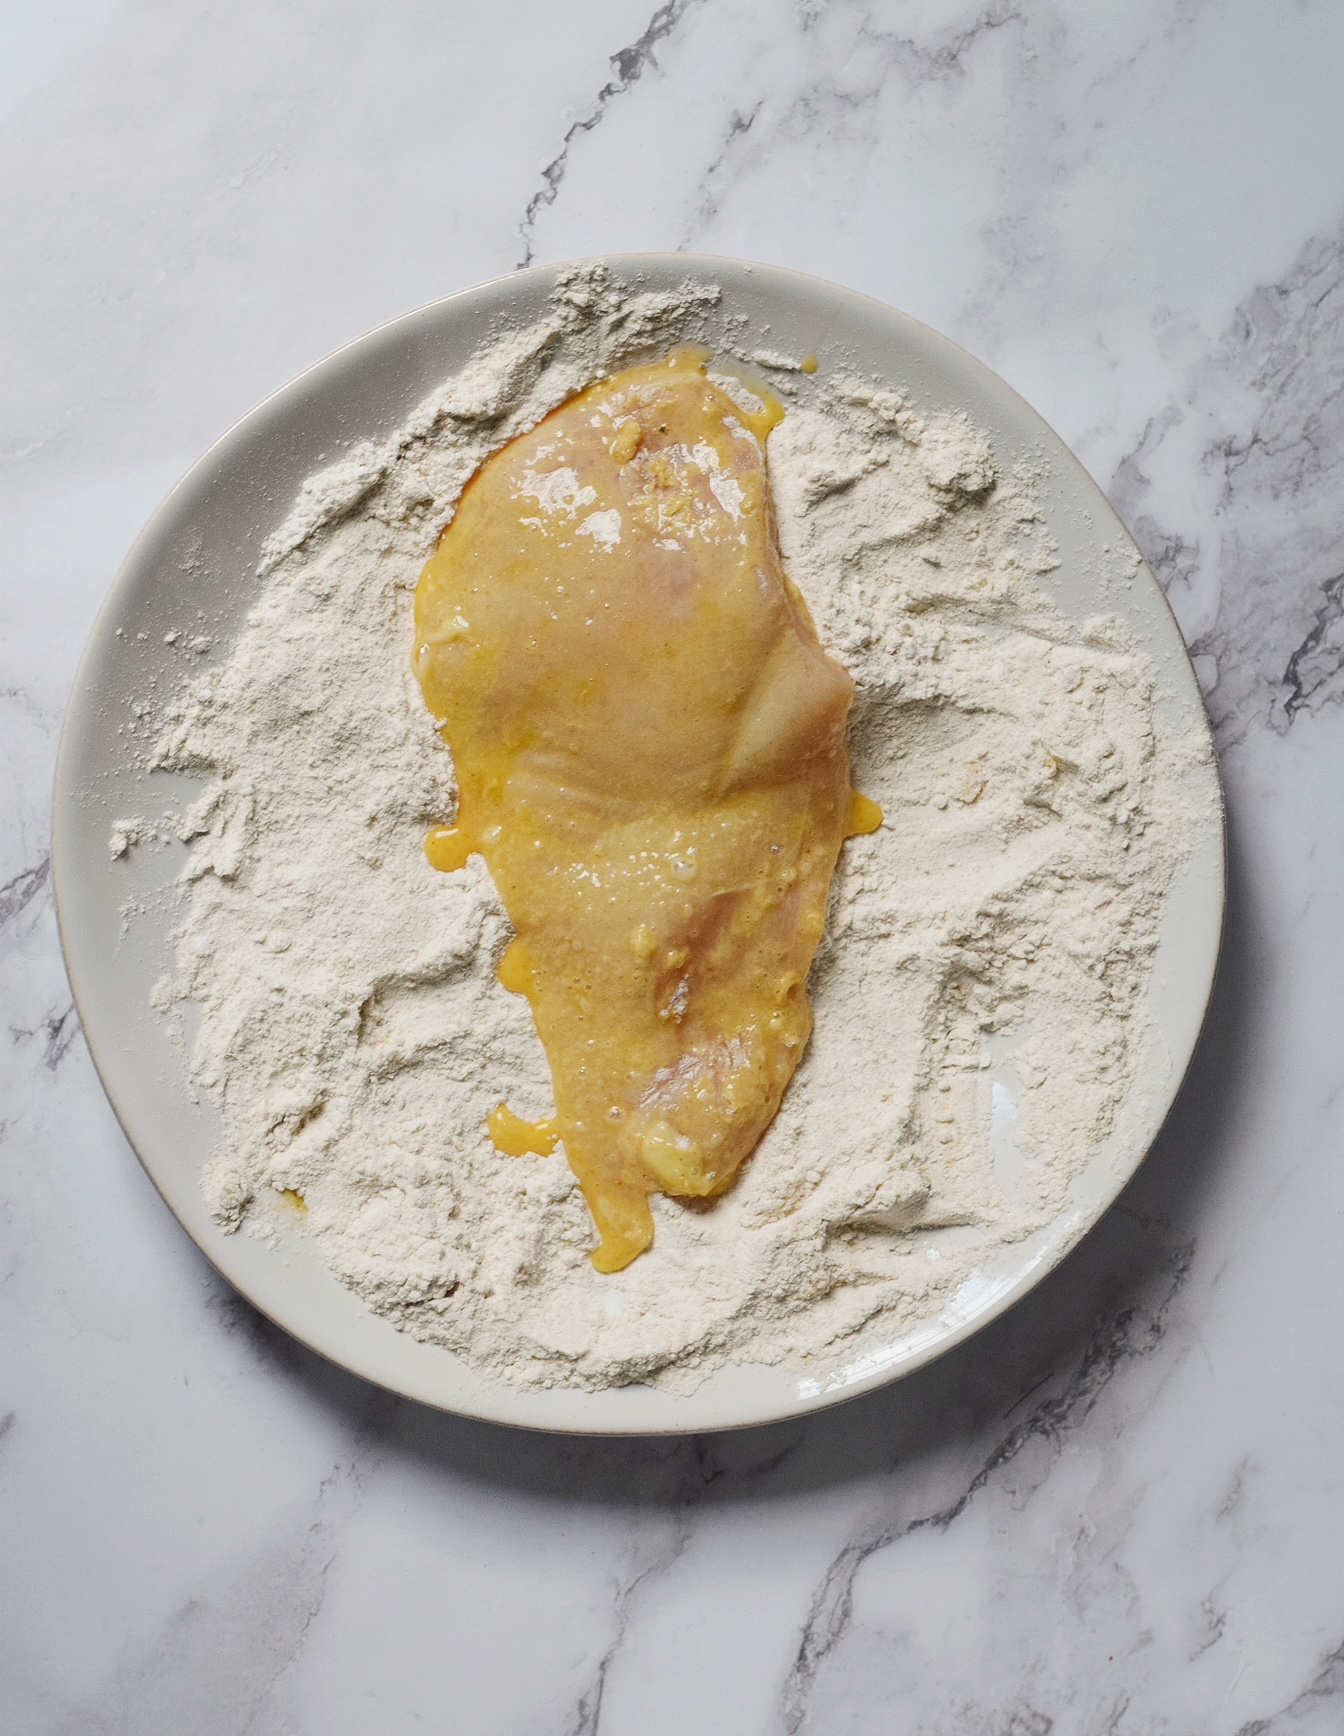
[136,268,1215,1393]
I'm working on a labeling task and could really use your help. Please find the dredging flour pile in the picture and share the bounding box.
[133,269,1216,1392]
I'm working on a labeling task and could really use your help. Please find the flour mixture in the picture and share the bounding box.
[129,268,1215,1392]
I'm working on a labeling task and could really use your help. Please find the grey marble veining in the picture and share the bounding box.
[1114,217,1344,746]
[5,3,1344,1731]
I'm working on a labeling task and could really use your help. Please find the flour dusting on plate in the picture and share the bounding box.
[128,268,1216,1393]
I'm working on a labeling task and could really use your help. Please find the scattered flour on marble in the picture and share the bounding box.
[132,267,1217,1393]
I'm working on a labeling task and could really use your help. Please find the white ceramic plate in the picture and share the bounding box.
[53,257,1224,1434]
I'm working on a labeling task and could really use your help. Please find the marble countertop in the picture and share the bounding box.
[4,4,1344,1730]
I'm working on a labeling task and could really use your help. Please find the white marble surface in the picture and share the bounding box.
[4,2,1344,1729]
